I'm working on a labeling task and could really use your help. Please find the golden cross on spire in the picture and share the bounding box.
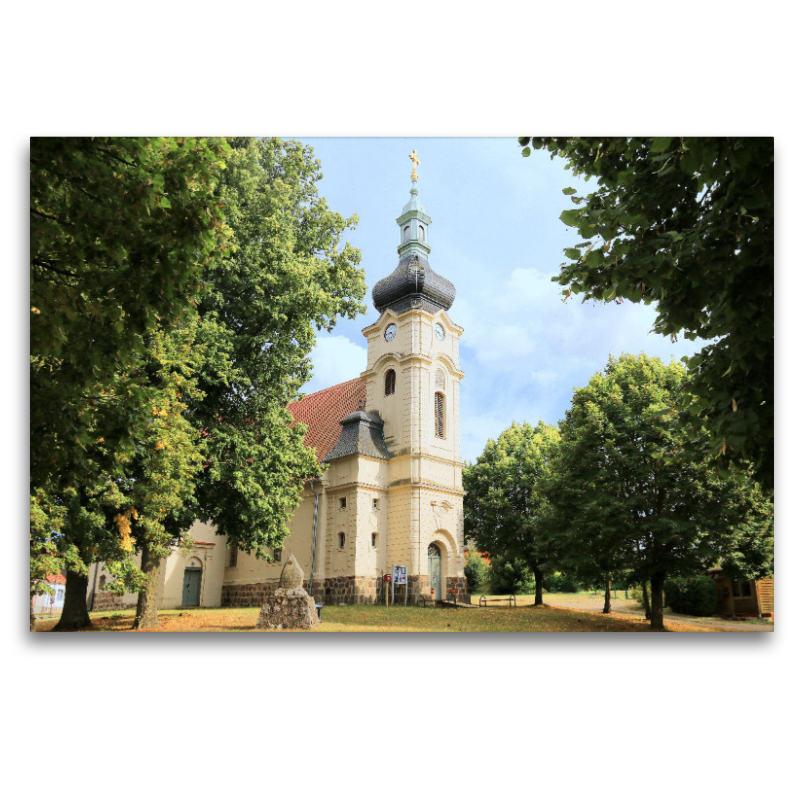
[409,149,420,180]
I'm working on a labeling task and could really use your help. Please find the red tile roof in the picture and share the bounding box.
[45,573,66,585]
[288,377,366,463]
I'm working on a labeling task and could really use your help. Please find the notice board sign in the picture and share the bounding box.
[392,565,407,585]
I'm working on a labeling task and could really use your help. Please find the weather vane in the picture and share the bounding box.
[409,149,420,181]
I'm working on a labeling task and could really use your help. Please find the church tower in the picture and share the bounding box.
[360,151,467,602]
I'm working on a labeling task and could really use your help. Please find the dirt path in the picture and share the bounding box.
[541,594,773,632]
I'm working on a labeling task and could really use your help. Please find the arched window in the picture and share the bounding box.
[419,225,425,241]
[404,226,411,242]
[98,575,106,590]
[385,368,396,396]
[338,532,346,549]
[434,392,445,439]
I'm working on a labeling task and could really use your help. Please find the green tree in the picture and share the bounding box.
[131,137,367,626]
[52,325,207,630]
[31,137,229,497]
[542,354,773,630]
[463,550,490,593]
[519,137,773,491]
[487,555,535,596]
[31,137,231,629]
[464,421,560,605]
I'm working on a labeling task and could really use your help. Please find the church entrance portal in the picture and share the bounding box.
[182,561,202,607]
[428,543,442,600]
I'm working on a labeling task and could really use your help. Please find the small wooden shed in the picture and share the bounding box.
[709,569,774,619]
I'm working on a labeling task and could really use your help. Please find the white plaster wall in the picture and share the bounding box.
[222,486,321,588]
[87,556,141,607]
[160,521,225,608]
[33,581,66,613]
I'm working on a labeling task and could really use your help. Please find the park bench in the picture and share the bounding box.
[479,594,517,608]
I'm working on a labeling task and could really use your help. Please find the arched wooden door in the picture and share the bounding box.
[428,543,442,601]
[182,558,202,607]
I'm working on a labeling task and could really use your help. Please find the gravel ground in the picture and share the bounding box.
[540,593,774,632]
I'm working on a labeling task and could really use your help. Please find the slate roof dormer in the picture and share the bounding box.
[288,377,366,463]
[323,409,391,462]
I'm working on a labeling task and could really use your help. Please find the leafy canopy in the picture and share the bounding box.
[464,421,560,576]
[520,137,773,490]
[542,354,773,623]
[183,137,367,558]
[30,137,231,592]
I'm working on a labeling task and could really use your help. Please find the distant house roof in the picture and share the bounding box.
[288,377,366,463]
[45,573,66,585]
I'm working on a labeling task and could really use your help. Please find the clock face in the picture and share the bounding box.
[384,324,397,342]
[434,323,445,341]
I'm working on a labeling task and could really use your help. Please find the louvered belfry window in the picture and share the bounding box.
[434,392,445,439]
[385,369,396,396]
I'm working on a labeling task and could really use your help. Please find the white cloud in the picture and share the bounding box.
[302,335,367,395]
[455,265,705,461]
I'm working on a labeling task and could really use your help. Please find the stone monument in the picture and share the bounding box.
[255,554,320,630]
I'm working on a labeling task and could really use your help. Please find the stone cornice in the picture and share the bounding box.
[323,480,387,493]
[361,353,464,380]
[388,451,465,469]
[386,479,466,497]
[362,308,463,336]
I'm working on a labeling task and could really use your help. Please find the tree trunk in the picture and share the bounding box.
[650,575,666,631]
[641,582,651,620]
[533,567,544,606]
[53,569,92,631]
[133,543,162,630]
[30,593,36,631]
[603,580,611,614]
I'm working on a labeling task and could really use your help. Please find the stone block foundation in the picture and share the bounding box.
[222,574,468,607]
[92,592,137,612]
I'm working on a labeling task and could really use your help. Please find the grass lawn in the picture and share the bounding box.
[34,602,727,633]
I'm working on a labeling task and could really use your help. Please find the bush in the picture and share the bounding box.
[546,571,580,593]
[664,576,717,617]
[464,551,490,593]
[488,556,536,595]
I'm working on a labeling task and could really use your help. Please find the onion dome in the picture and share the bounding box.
[372,253,456,314]
[371,154,456,314]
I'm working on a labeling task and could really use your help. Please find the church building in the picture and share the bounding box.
[88,155,468,611]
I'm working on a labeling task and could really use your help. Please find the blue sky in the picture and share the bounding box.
[301,137,705,464]
[301,137,704,463]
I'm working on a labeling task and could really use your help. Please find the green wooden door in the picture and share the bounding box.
[428,544,441,601]
[182,567,202,607]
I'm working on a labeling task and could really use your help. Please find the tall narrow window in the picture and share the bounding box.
[338,532,346,549]
[385,369,396,396]
[434,392,445,439]
[404,226,410,241]
[419,225,425,241]
[228,546,238,568]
